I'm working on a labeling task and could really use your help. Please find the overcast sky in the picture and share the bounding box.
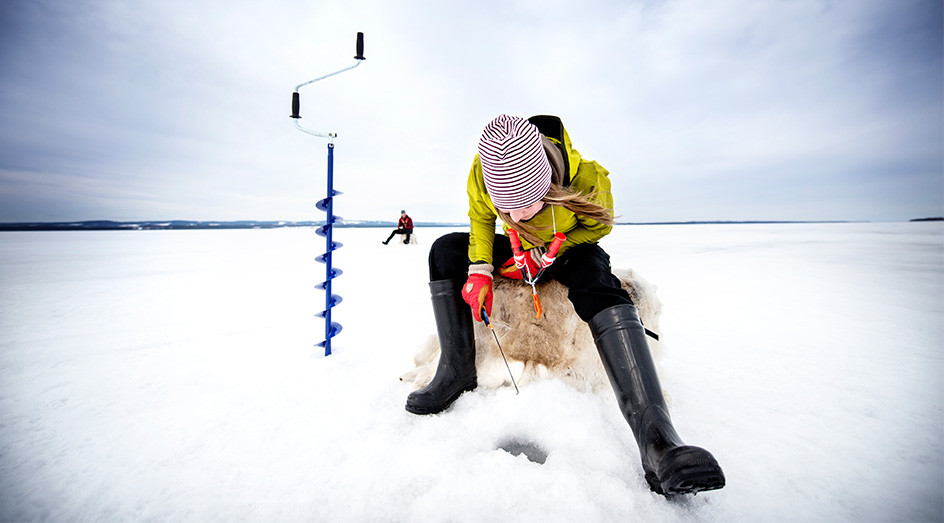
[1,0,941,223]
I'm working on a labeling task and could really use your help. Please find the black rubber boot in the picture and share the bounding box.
[589,304,725,496]
[405,279,477,415]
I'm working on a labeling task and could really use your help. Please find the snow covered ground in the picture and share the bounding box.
[1,222,941,521]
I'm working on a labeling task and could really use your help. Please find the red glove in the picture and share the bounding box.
[497,249,541,280]
[461,266,493,322]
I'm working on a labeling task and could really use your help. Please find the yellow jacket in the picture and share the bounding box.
[466,116,613,264]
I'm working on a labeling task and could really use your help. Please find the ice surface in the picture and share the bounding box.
[1,223,941,521]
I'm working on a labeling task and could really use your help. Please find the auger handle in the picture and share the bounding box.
[355,32,365,60]
[291,31,366,127]
[291,92,301,119]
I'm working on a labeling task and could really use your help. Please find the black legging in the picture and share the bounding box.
[384,228,413,244]
[428,232,632,322]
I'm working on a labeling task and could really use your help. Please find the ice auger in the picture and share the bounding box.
[291,32,365,356]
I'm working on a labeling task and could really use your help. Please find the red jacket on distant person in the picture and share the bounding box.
[383,211,415,245]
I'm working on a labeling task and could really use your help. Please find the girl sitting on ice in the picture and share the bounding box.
[405,114,725,496]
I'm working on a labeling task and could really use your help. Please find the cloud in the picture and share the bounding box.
[0,0,940,223]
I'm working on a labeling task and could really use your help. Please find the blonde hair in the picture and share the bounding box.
[497,184,616,247]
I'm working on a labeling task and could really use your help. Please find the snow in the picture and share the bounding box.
[1,222,941,521]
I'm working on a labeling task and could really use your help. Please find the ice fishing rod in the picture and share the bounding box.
[506,229,660,340]
[482,308,519,395]
[291,32,365,356]
[507,229,566,319]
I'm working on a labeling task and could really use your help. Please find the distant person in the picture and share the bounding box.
[383,210,414,245]
[404,114,725,496]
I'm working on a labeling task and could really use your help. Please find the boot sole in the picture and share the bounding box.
[646,446,726,496]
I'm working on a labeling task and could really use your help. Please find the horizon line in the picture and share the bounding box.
[0,217,940,232]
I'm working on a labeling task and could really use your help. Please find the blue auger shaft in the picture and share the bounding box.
[320,143,345,355]
[313,144,343,355]
[324,143,335,355]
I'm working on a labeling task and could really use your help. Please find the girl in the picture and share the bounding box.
[406,114,725,496]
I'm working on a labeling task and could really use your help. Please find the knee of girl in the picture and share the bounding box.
[568,286,634,322]
[429,232,472,281]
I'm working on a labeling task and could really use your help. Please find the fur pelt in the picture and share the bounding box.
[400,269,663,394]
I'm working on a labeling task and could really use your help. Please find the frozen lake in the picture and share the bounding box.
[1,222,941,521]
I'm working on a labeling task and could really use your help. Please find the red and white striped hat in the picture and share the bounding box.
[478,114,552,210]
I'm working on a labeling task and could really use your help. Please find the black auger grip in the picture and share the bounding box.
[355,32,365,60]
[291,92,300,119]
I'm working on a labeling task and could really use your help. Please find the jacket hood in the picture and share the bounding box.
[527,115,582,186]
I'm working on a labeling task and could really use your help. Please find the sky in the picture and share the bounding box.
[0,0,941,223]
